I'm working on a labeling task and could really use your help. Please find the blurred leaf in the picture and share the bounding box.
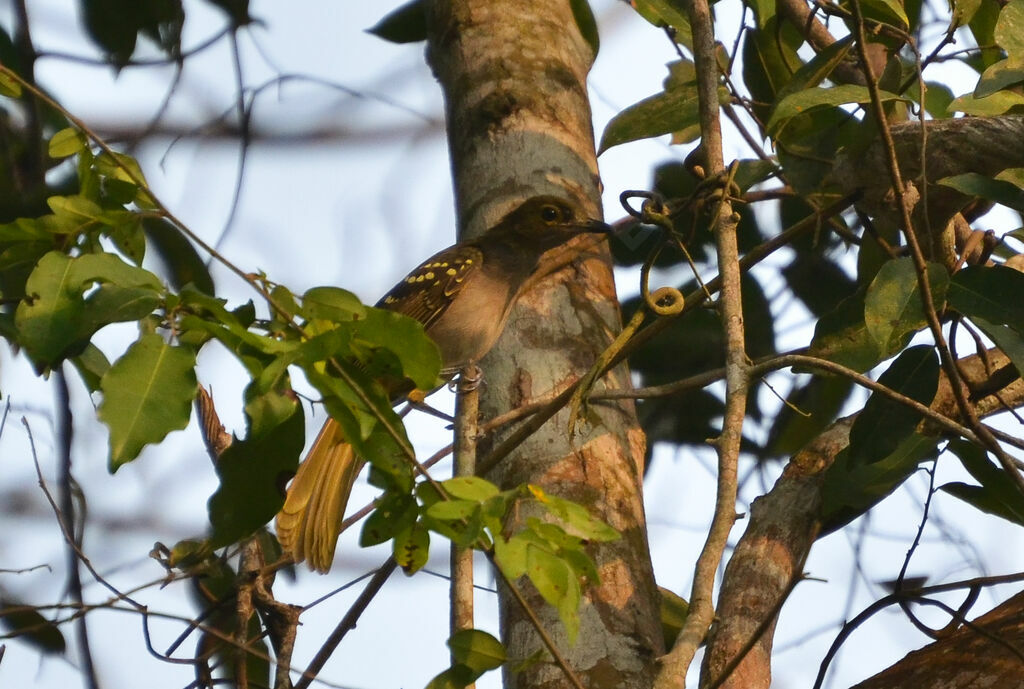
[847,345,940,467]
[949,264,1024,332]
[143,218,215,294]
[775,108,849,197]
[631,0,693,47]
[942,439,1024,524]
[864,258,949,356]
[938,171,1024,211]
[100,334,197,469]
[0,595,66,654]
[953,0,984,27]
[821,432,939,532]
[774,36,855,104]
[970,316,1024,377]
[809,288,882,372]
[996,0,1024,52]
[69,342,111,393]
[948,89,1024,115]
[860,0,910,26]
[82,0,185,66]
[48,128,87,159]
[570,0,600,56]
[658,586,690,650]
[528,485,619,542]
[204,0,252,26]
[781,250,857,317]
[367,0,427,43]
[442,476,500,502]
[0,69,21,98]
[765,375,855,456]
[743,18,803,127]
[974,56,1024,98]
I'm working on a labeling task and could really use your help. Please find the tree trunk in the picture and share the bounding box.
[425,1,663,687]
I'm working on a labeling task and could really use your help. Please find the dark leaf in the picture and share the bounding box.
[367,0,427,43]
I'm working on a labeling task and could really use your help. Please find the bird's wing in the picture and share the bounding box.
[275,418,364,572]
[376,244,483,329]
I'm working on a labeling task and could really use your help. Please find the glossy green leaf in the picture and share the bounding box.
[207,399,303,547]
[949,264,1024,332]
[393,522,430,574]
[570,0,600,56]
[367,0,427,43]
[775,36,855,104]
[70,343,111,393]
[449,629,506,673]
[528,485,619,542]
[974,56,1024,98]
[100,334,197,469]
[847,345,940,467]
[493,532,530,580]
[864,258,948,356]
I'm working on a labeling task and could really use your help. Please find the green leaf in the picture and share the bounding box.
[0,594,67,654]
[208,400,304,547]
[948,89,1024,115]
[766,375,855,456]
[0,69,21,97]
[953,0,984,27]
[70,343,111,393]
[775,36,855,104]
[659,586,690,649]
[14,252,163,370]
[598,63,703,153]
[970,316,1024,377]
[938,172,1024,211]
[767,85,905,135]
[361,493,419,547]
[527,485,619,542]
[493,533,530,580]
[949,264,1024,332]
[631,0,693,46]
[809,288,883,372]
[864,258,949,356]
[367,0,427,43]
[821,433,939,532]
[996,0,1024,52]
[442,476,500,502]
[448,629,506,673]
[846,345,940,467]
[99,334,197,469]
[942,439,1024,525]
[974,56,1024,99]
[860,0,910,25]
[143,218,215,294]
[743,18,803,127]
[48,127,87,158]
[425,499,479,522]
[527,544,581,644]
[393,522,430,574]
[302,286,366,322]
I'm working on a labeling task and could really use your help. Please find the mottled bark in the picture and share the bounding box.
[425,2,662,688]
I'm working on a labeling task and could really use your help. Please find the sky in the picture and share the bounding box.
[1,1,1022,688]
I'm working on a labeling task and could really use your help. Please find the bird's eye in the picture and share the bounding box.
[540,205,561,223]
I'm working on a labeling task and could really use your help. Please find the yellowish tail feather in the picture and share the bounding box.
[275,418,364,573]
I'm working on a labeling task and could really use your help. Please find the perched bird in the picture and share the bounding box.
[276,195,612,572]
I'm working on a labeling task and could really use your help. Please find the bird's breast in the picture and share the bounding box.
[427,270,517,373]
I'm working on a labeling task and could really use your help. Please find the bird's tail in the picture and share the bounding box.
[275,418,363,573]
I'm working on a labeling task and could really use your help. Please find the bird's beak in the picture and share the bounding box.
[582,218,614,235]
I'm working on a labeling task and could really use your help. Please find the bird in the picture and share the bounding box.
[275,195,612,572]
